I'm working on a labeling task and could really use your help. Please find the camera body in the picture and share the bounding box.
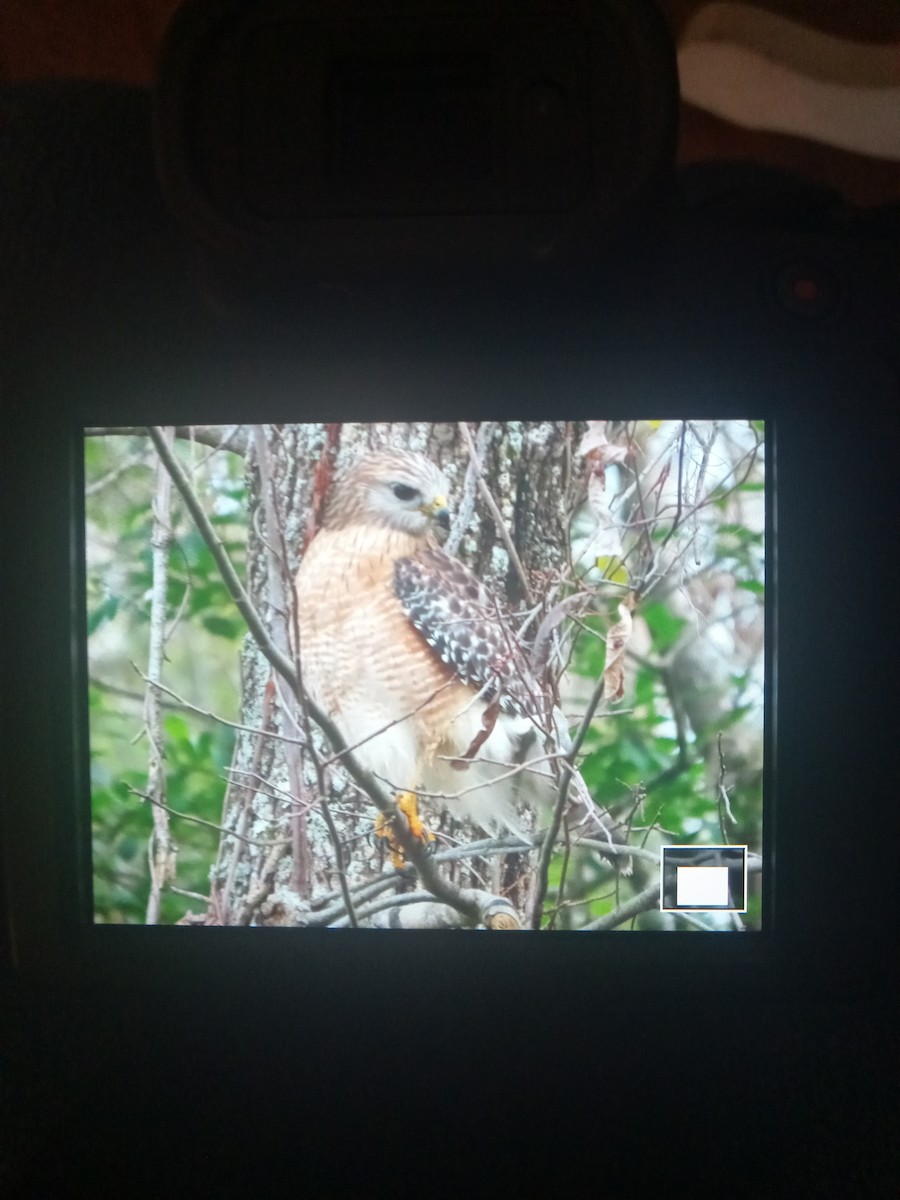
[0,5,897,1191]
[2,0,897,962]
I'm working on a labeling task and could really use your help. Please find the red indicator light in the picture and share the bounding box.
[792,278,818,302]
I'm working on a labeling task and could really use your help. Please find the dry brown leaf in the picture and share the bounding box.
[578,422,629,482]
[602,595,636,703]
[460,697,502,760]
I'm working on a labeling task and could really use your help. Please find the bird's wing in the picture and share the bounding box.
[394,545,543,722]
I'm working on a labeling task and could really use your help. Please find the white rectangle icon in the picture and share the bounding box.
[676,866,729,908]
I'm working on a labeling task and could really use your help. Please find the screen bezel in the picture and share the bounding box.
[79,412,768,936]
[2,270,890,1014]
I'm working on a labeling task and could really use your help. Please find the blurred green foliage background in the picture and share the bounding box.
[86,434,246,923]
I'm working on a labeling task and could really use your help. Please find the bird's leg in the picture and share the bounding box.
[374,791,435,868]
[396,790,433,845]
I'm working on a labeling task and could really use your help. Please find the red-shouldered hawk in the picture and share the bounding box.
[294,447,627,866]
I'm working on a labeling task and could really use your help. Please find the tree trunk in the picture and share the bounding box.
[210,421,582,927]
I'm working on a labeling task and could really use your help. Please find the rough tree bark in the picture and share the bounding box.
[209,421,585,927]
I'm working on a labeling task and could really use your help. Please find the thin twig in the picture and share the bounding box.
[134,668,304,748]
[716,731,736,838]
[413,751,566,804]
[307,875,405,927]
[91,675,208,716]
[84,450,151,497]
[87,425,248,455]
[127,786,292,850]
[548,813,573,930]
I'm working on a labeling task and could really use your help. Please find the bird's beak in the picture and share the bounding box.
[429,495,451,530]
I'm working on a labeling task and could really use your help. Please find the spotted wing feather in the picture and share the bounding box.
[394,546,542,722]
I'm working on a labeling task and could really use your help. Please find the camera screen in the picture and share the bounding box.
[84,420,765,930]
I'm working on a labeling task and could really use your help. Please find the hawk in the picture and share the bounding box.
[294,447,627,867]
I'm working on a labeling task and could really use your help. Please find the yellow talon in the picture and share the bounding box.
[373,811,404,869]
[374,792,434,868]
[396,791,433,846]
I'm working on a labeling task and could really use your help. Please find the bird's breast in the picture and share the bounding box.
[294,526,463,731]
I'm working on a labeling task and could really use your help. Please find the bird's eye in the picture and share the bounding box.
[391,483,419,502]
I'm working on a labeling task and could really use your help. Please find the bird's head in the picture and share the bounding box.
[326,449,451,537]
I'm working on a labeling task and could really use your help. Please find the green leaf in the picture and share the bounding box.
[642,602,685,654]
[202,615,243,639]
[634,667,656,706]
[164,714,191,742]
[84,438,107,474]
[87,594,119,635]
[595,556,629,585]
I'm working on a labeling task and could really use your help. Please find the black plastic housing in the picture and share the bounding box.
[154,0,679,289]
[1,48,897,1198]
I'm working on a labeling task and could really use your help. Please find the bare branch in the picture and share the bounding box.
[87,425,248,455]
[147,425,298,686]
[127,786,291,850]
[132,667,306,748]
[529,591,592,679]
[717,731,737,837]
[360,890,520,930]
[581,851,762,932]
[582,880,662,931]
[84,450,151,496]
[235,839,291,926]
[307,875,405,927]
